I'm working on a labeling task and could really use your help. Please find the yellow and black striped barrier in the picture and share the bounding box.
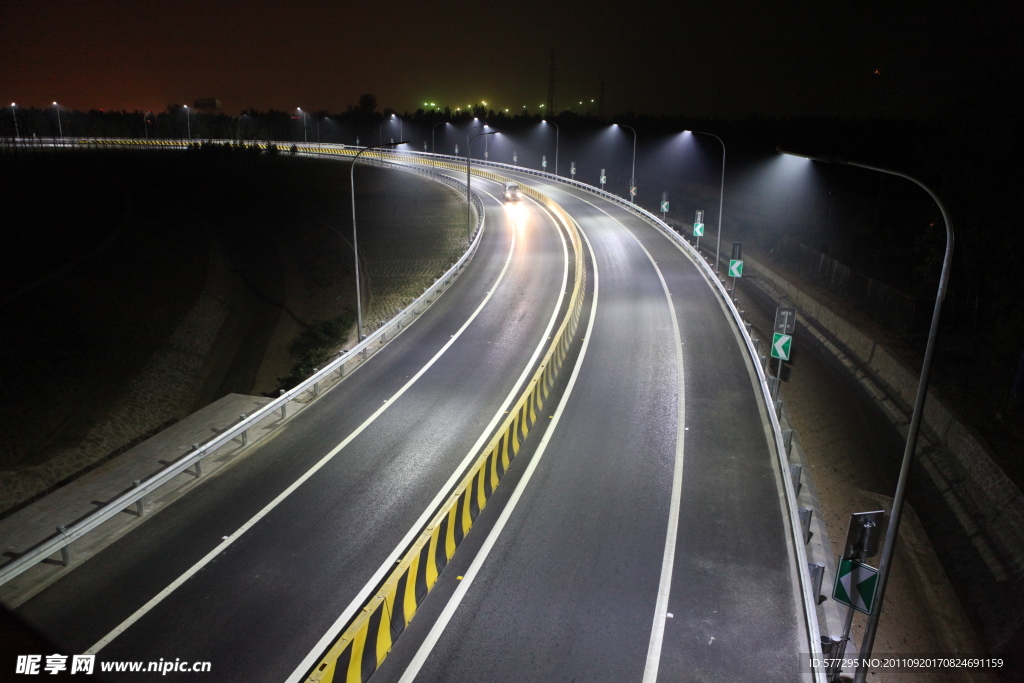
[305,170,586,683]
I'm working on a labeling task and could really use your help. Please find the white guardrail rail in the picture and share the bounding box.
[0,141,484,586]
[4,138,825,679]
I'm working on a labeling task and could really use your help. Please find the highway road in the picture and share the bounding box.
[372,171,808,682]
[14,158,809,682]
[15,172,577,681]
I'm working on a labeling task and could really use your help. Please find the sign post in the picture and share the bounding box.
[728,242,743,298]
[660,192,669,220]
[693,209,705,250]
[600,169,606,191]
[828,511,885,681]
[771,307,796,399]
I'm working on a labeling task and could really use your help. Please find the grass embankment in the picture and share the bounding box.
[0,146,466,503]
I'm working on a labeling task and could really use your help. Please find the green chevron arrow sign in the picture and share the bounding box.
[771,333,792,361]
[728,259,743,277]
[833,559,879,614]
[693,222,704,236]
[660,200,669,213]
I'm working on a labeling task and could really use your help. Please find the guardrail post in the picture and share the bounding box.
[191,444,202,477]
[238,415,248,445]
[790,462,802,496]
[774,399,783,419]
[808,561,826,602]
[798,506,813,544]
[783,429,794,456]
[745,322,753,335]
[760,355,769,373]
[56,527,70,567]
[823,636,843,678]
[132,480,144,516]
[312,372,320,397]
[278,390,287,418]
[752,338,760,354]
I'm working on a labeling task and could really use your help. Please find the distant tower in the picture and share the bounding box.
[547,50,556,114]
[599,80,605,118]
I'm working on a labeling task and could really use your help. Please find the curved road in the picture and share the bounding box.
[16,172,575,681]
[373,170,808,683]
[15,160,809,682]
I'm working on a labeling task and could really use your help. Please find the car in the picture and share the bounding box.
[502,182,522,202]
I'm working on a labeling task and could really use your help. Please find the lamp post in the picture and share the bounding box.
[689,130,727,275]
[52,102,63,141]
[542,119,559,176]
[351,141,407,341]
[777,148,954,683]
[466,126,497,242]
[298,107,307,143]
[10,103,19,140]
[618,123,637,202]
[184,105,191,140]
[432,121,446,154]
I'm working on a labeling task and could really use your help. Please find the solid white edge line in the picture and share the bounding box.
[547,190,689,681]
[628,235,687,683]
[87,190,521,656]
[283,187,570,683]
[396,221,599,683]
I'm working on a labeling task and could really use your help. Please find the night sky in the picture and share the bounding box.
[3,0,1012,119]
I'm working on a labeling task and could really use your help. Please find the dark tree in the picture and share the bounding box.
[358,94,377,114]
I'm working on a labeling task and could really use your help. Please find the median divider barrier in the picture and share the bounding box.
[303,172,587,683]
[0,142,484,589]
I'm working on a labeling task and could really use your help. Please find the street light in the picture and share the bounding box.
[687,130,727,276]
[542,119,559,176]
[52,102,63,141]
[616,123,637,202]
[466,125,498,242]
[184,105,191,140]
[10,103,19,140]
[777,147,954,683]
[351,141,408,341]
[298,107,307,143]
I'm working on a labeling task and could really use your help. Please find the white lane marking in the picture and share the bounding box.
[522,187,691,680]
[283,184,571,683]
[626,234,687,683]
[397,222,600,683]
[87,190,527,656]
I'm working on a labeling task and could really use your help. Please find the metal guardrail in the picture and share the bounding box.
[0,144,485,587]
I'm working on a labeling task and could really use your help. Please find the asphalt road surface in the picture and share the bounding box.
[15,172,574,682]
[374,172,808,683]
[15,164,808,683]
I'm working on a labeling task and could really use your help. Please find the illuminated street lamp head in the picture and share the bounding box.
[776,146,834,164]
